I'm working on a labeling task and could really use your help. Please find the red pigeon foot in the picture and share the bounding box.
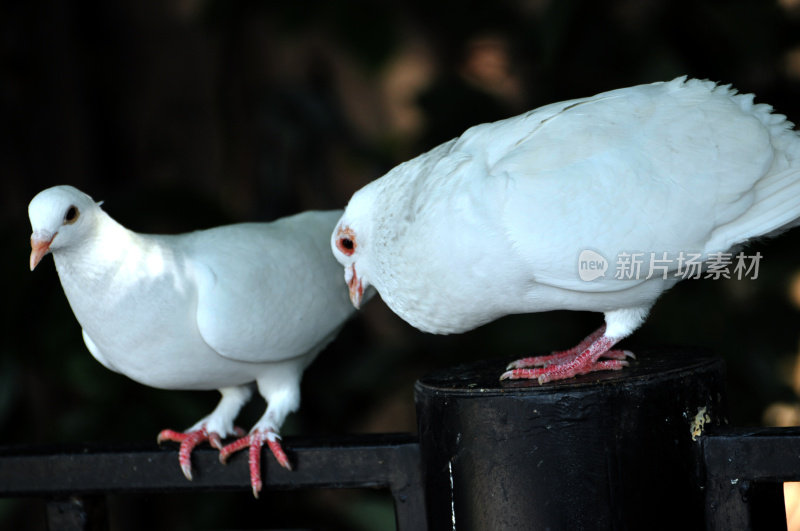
[506,325,634,371]
[501,330,633,384]
[219,429,291,498]
[157,425,245,480]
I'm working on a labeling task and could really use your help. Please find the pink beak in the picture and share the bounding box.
[30,233,55,271]
[347,264,364,309]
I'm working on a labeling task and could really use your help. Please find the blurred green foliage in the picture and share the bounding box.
[2,0,800,529]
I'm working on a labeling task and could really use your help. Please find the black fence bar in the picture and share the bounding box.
[0,433,426,531]
[700,427,800,531]
[9,353,800,531]
[45,495,107,531]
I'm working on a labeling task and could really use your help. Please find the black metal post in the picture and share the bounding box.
[701,427,800,530]
[45,496,107,531]
[415,349,727,530]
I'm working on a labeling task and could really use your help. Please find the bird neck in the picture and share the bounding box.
[53,212,144,290]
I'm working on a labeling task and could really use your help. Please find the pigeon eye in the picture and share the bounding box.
[337,237,355,255]
[64,205,80,224]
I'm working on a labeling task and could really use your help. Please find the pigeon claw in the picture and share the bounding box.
[501,359,630,384]
[219,429,292,498]
[500,332,627,384]
[208,432,223,451]
[156,428,183,445]
[506,350,579,369]
[266,435,292,470]
[207,426,246,451]
[157,426,230,481]
[507,348,634,371]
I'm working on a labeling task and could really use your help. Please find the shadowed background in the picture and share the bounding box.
[3,0,800,529]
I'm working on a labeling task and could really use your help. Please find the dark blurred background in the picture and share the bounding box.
[3,0,800,529]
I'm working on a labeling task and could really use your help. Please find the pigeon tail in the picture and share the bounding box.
[706,111,800,252]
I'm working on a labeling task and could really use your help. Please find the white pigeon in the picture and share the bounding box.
[29,185,357,497]
[332,77,800,384]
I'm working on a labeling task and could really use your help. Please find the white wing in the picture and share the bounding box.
[472,77,800,292]
[192,211,355,363]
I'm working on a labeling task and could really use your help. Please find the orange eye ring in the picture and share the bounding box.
[337,237,355,256]
[336,227,356,256]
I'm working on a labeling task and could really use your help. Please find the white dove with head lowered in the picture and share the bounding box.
[332,77,800,383]
[29,185,358,496]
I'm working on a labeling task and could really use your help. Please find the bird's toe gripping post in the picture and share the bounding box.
[219,429,292,498]
[157,425,246,480]
[157,427,213,481]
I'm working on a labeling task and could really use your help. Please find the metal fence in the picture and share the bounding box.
[0,434,425,531]
[3,352,800,530]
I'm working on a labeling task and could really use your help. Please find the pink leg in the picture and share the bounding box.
[507,326,607,369]
[157,427,210,481]
[500,334,630,384]
[157,425,245,480]
[219,429,291,498]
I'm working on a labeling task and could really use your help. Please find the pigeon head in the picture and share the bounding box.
[28,185,102,271]
[332,187,377,309]
[332,218,368,309]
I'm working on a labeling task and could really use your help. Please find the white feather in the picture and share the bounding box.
[29,185,355,437]
[333,77,800,344]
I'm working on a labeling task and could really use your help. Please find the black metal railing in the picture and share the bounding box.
[4,351,800,531]
[0,434,425,531]
[700,426,800,530]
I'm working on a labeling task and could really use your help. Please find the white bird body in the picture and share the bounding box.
[29,185,356,494]
[51,214,345,390]
[333,77,800,381]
